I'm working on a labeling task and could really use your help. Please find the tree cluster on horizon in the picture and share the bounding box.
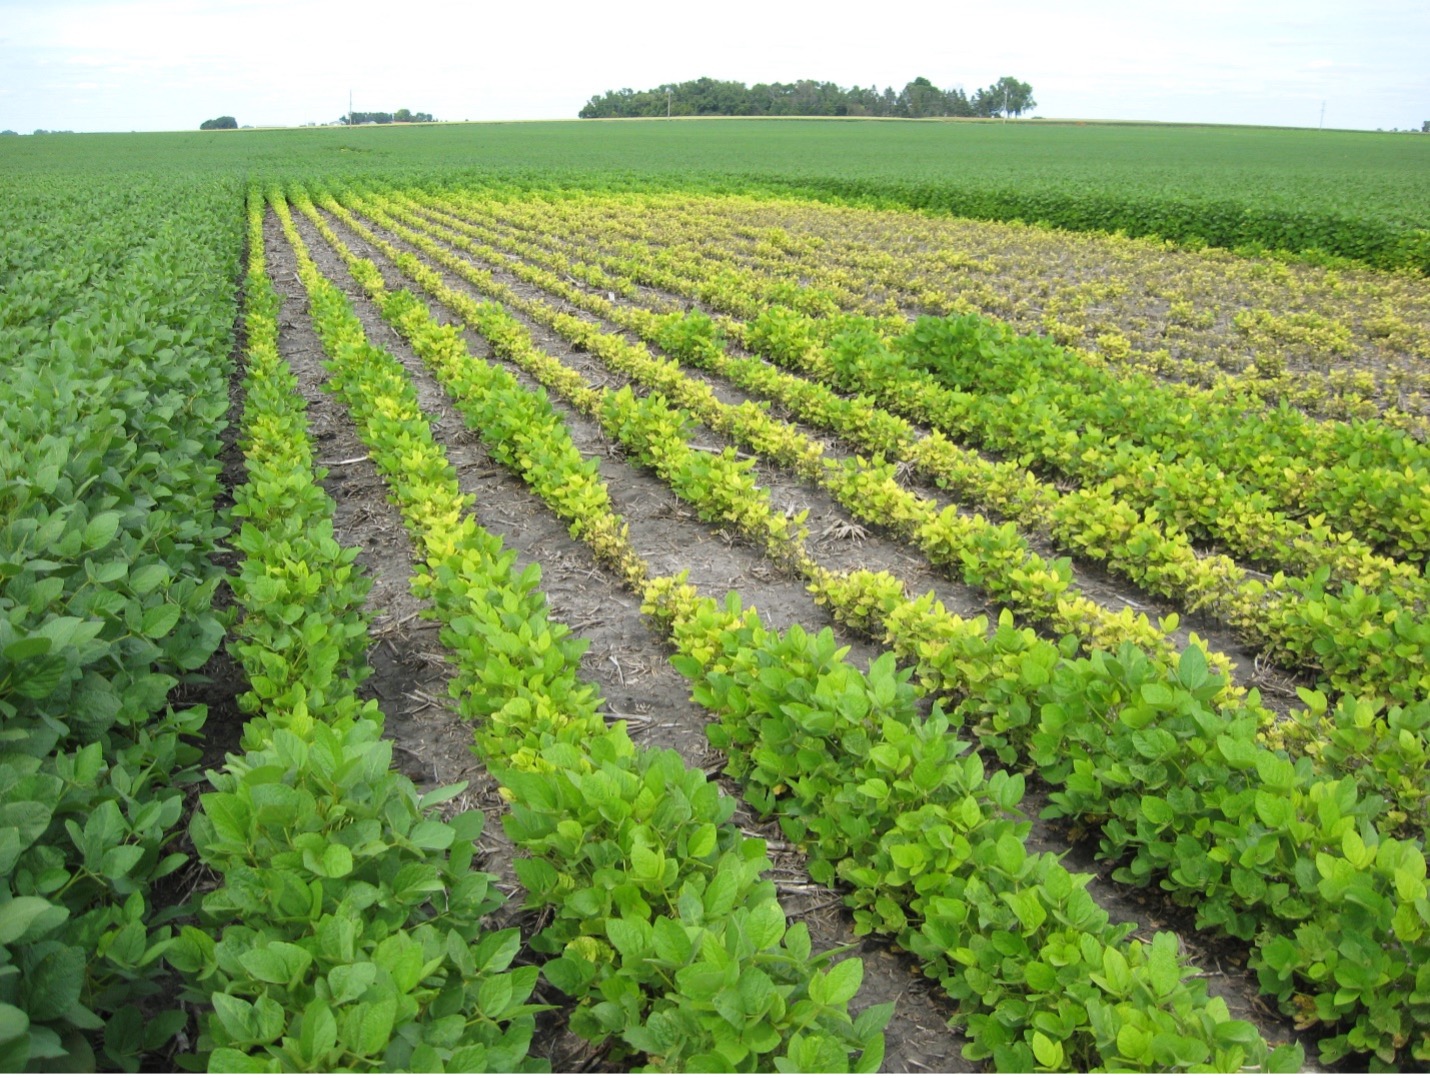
[578,76,1035,120]
[341,109,435,125]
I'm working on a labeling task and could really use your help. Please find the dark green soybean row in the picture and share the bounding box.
[0,175,237,1071]
[164,188,542,1073]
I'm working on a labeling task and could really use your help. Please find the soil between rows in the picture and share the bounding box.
[260,201,1316,1070]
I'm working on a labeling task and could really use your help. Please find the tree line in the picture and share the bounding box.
[342,109,434,125]
[578,76,1035,120]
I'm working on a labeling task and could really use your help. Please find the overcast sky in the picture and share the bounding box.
[1,0,1426,134]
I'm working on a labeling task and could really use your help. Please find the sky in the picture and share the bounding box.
[0,0,1426,134]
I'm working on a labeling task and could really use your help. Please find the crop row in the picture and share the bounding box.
[290,185,1294,1072]
[273,191,886,1073]
[344,188,1430,711]
[811,567,1430,1068]
[769,171,1430,275]
[1,176,238,1070]
[428,184,1412,557]
[335,185,1428,823]
[159,187,543,1073]
[414,186,1426,829]
[310,183,1430,1067]
[462,187,1430,434]
[327,191,1244,691]
[453,187,1430,568]
[362,183,1429,829]
[410,187,1430,705]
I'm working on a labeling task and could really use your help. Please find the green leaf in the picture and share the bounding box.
[746,901,786,952]
[1255,753,1296,791]
[128,563,170,595]
[1100,945,1131,995]
[0,897,66,946]
[1267,1043,1306,1072]
[652,918,694,965]
[1216,733,1258,769]
[1007,889,1047,933]
[704,870,738,917]
[1213,1019,1265,1046]
[1140,794,1173,826]
[140,603,181,639]
[100,845,145,881]
[239,944,302,986]
[630,842,664,882]
[889,844,928,871]
[676,961,731,1003]
[3,636,51,662]
[513,856,559,899]
[472,928,521,974]
[208,1047,274,1073]
[1024,960,1058,992]
[357,997,396,1058]
[1140,682,1175,707]
[298,1000,336,1066]
[83,512,121,551]
[1116,1023,1152,1062]
[210,993,254,1043]
[542,956,593,998]
[12,655,68,700]
[408,819,455,850]
[687,821,718,859]
[319,844,353,878]
[1032,1030,1064,1068]
[23,1024,65,1061]
[785,919,811,963]
[1147,933,1182,999]
[1341,829,1373,870]
[0,1003,29,1043]
[605,917,652,959]
[1177,646,1209,690]
[417,782,468,810]
[818,958,863,1007]
[1254,790,1293,830]
[23,943,85,1022]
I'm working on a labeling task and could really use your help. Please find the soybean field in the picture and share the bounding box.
[3,119,1430,1073]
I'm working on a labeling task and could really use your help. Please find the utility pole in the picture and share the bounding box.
[667,89,672,119]
[348,90,353,127]
[1319,100,1326,130]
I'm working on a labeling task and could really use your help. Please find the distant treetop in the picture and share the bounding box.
[578,76,1035,120]
[200,116,237,130]
[341,110,435,125]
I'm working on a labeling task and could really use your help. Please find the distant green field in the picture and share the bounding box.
[4,118,1427,269]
